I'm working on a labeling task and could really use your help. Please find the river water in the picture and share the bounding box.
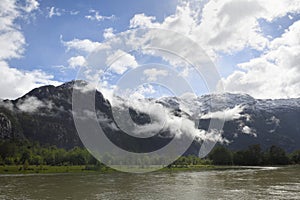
[0,166,299,200]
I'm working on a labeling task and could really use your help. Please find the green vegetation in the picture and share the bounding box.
[0,140,100,166]
[0,140,299,174]
[208,144,300,166]
[0,165,88,174]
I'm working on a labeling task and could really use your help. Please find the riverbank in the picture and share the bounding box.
[1,164,294,174]
[0,165,100,174]
[0,165,215,174]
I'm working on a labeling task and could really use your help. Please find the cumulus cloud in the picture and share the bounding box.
[0,0,60,99]
[131,84,156,99]
[17,96,53,113]
[127,1,300,99]
[68,56,86,68]
[62,37,105,53]
[130,0,300,54]
[62,0,300,99]
[143,68,168,82]
[103,28,115,39]
[0,62,60,99]
[130,14,159,29]
[221,20,300,99]
[106,50,138,74]
[23,0,39,13]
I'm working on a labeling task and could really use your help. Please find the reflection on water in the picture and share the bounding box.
[0,166,299,200]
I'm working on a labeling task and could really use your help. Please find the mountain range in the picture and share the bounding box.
[0,81,299,155]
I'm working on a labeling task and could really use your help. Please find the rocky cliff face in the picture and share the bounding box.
[0,81,299,154]
[0,113,12,139]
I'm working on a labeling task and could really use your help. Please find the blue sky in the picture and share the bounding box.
[1,0,300,99]
[10,0,178,81]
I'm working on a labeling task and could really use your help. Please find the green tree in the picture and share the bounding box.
[209,146,233,165]
[67,147,88,165]
[20,149,32,164]
[4,157,15,165]
[290,150,300,164]
[267,145,290,165]
[0,141,17,158]
[233,144,263,166]
[30,155,43,166]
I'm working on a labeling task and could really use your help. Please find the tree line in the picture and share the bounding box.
[0,140,99,166]
[208,144,300,166]
[0,140,299,167]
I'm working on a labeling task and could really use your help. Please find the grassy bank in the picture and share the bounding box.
[0,165,98,174]
[1,164,299,174]
[0,164,221,174]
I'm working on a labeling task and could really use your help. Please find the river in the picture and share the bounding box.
[0,166,299,200]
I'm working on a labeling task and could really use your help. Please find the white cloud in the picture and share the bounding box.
[17,96,53,113]
[130,14,159,28]
[143,68,168,82]
[0,62,60,99]
[221,20,300,99]
[0,0,60,100]
[23,0,39,13]
[62,0,300,99]
[62,37,105,53]
[70,10,80,15]
[85,9,115,21]
[103,28,115,39]
[106,50,138,74]
[47,6,62,18]
[127,0,300,58]
[241,125,256,137]
[68,56,86,68]
[46,7,80,18]
[201,105,247,121]
[0,100,14,111]
[112,97,226,143]
[0,0,26,60]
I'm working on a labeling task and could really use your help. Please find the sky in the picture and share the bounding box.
[1,0,300,100]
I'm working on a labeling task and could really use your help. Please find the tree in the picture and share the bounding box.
[0,141,17,158]
[267,145,290,165]
[233,151,247,165]
[30,155,43,166]
[209,146,233,165]
[42,149,55,165]
[67,147,88,165]
[290,150,300,164]
[20,149,32,164]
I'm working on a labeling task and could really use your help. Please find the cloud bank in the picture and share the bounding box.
[63,0,300,99]
[0,0,60,100]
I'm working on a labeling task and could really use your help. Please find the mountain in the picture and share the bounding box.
[0,81,299,154]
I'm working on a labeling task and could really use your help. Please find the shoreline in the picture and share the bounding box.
[0,164,297,175]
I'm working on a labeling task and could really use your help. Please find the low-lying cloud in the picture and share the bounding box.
[200,105,248,121]
[16,96,53,113]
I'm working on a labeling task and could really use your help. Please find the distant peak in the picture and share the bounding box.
[58,80,89,89]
